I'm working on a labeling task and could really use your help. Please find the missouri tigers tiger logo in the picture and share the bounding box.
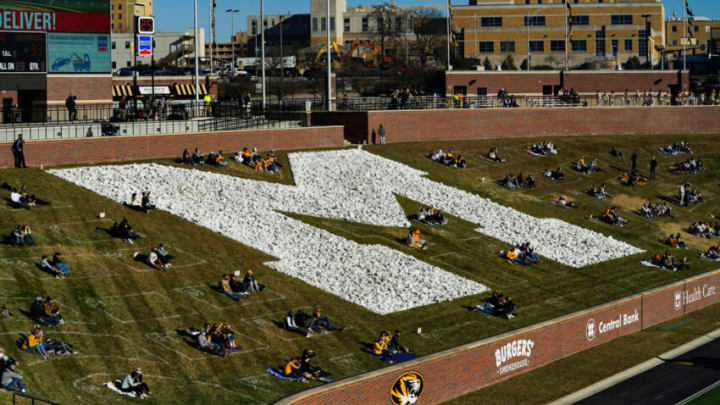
[390,371,424,405]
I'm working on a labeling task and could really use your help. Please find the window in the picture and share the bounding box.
[253,20,258,34]
[537,0,542,3]
[672,25,677,32]
[111,23,114,30]
[321,17,326,31]
[500,41,515,53]
[478,41,494,53]
[596,39,605,56]
[127,61,131,67]
[695,25,699,33]
[611,39,618,56]
[639,38,648,57]
[481,17,502,27]
[571,40,587,51]
[396,17,402,31]
[611,15,632,25]
[111,4,114,9]
[263,21,268,29]
[125,40,130,49]
[118,3,122,9]
[377,17,383,31]
[624,39,632,51]
[572,15,589,25]
[330,17,335,31]
[525,0,530,4]
[111,41,116,49]
[344,18,350,32]
[529,40,544,52]
[550,40,565,52]
[112,61,116,69]
[362,17,368,32]
[524,16,545,26]
[672,39,677,46]
[118,23,122,30]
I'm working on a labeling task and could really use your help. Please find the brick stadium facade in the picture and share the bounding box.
[277,270,720,405]
[0,126,344,168]
[313,106,720,145]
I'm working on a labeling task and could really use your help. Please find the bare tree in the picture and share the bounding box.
[369,3,402,65]
[410,8,444,68]
[267,77,302,102]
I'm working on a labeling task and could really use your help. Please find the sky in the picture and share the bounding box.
[154,0,720,43]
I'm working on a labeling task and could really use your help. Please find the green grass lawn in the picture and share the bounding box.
[688,382,720,405]
[0,134,719,404]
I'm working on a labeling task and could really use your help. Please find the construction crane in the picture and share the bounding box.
[314,41,341,63]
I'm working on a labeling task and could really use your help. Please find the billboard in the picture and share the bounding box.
[0,0,110,33]
[48,33,110,73]
[0,32,46,73]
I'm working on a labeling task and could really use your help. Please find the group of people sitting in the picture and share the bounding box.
[639,201,673,218]
[188,323,240,357]
[40,252,70,279]
[220,270,264,300]
[415,208,447,226]
[7,185,45,209]
[666,233,689,249]
[279,349,333,382]
[500,173,536,189]
[669,158,705,174]
[405,228,427,250]
[702,246,720,260]
[599,207,628,226]
[232,148,282,173]
[484,147,506,163]
[181,148,207,165]
[282,306,344,338]
[473,290,516,319]
[21,325,74,360]
[552,195,578,208]
[124,191,156,213]
[650,251,687,271]
[689,221,720,239]
[106,368,152,399]
[30,297,64,328]
[620,171,649,187]
[108,218,141,244]
[679,182,703,206]
[428,149,468,168]
[9,224,34,246]
[1,347,26,394]
[660,141,693,155]
[574,157,601,174]
[588,184,613,199]
[371,330,413,363]
[134,244,174,271]
[543,167,566,180]
[504,243,539,265]
[609,146,625,159]
[528,141,557,156]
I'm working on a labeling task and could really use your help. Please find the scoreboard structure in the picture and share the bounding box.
[0,32,46,73]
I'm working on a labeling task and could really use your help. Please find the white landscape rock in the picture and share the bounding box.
[50,149,642,313]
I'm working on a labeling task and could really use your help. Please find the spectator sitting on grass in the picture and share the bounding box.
[388,330,410,353]
[197,325,226,357]
[155,244,173,266]
[220,274,245,301]
[543,167,565,180]
[192,148,204,165]
[40,297,64,328]
[667,233,689,249]
[140,191,155,213]
[50,252,70,275]
[417,208,447,226]
[703,246,720,260]
[9,225,23,246]
[1,362,26,394]
[494,297,516,319]
[299,349,332,381]
[109,218,141,244]
[405,228,427,250]
[689,222,719,238]
[283,310,311,338]
[181,149,192,165]
[242,270,263,292]
[600,207,628,226]
[214,150,228,167]
[589,183,613,199]
[283,357,303,379]
[373,332,390,358]
[20,225,34,246]
[117,368,151,399]
[501,173,520,189]
[39,256,64,279]
[486,147,506,163]
[30,297,44,320]
[311,305,343,333]
[610,146,624,159]
[21,328,48,360]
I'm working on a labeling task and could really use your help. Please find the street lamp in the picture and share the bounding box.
[226,9,239,70]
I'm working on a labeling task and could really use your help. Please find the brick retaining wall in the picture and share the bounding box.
[277,269,720,405]
[4,126,344,168]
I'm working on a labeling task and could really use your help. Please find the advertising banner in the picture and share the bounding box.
[0,0,110,33]
[0,32,46,73]
[48,33,110,73]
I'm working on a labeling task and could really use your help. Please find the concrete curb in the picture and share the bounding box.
[547,327,720,405]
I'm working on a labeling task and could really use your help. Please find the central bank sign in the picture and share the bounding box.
[585,309,640,341]
[674,283,717,310]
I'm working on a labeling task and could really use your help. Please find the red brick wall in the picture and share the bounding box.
[312,112,368,144]
[278,269,720,405]
[444,70,688,96]
[357,107,720,145]
[2,126,344,168]
[47,75,113,106]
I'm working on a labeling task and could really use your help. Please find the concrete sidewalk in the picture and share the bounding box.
[547,327,720,405]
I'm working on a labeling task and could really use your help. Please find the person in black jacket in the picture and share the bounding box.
[11,135,26,169]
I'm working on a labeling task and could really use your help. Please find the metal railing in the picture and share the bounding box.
[12,392,60,405]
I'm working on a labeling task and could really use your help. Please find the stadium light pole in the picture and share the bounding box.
[327,0,332,110]
[225,9,239,70]
[261,0,266,107]
[194,0,200,115]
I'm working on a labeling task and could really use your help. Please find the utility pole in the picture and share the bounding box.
[226,9,239,70]
[193,0,200,115]
[564,2,569,71]
[446,0,451,70]
[209,0,213,74]
[280,14,284,79]
[261,0,266,107]
[327,0,332,110]
[683,3,687,70]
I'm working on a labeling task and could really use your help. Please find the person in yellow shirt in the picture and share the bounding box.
[405,228,427,250]
[283,357,302,379]
[373,332,389,357]
[21,329,48,359]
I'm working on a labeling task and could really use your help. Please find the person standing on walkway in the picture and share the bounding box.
[378,124,386,145]
[630,151,638,173]
[650,155,657,180]
[11,135,26,169]
[65,93,77,121]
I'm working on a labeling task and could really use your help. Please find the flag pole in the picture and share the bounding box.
[446,0,451,70]
[683,0,687,71]
[564,2,569,71]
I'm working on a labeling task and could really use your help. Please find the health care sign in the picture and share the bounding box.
[0,1,110,33]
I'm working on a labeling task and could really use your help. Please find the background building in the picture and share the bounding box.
[112,29,206,70]
[111,0,153,33]
[666,16,720,56]
[451,0,665,69]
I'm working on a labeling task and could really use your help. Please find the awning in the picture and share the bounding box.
[174,83,208,96]
[112,84,134,97]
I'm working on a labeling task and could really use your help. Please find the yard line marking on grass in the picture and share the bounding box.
[145,331,270,361]
[241,307,350,342]
[0,257,119,280]
[101,246,206,273]
[0,203,73,212]
[459,236,485,242]
[173,285,286,310]
[40,219,115,244]
[237,374,284,396]
[0,295,97,326]
[329,352,366,370]
[417,320,480,340]
[428,252,527,289]
[81,291,199,324]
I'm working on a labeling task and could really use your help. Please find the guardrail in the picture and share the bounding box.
[12,392,60,405]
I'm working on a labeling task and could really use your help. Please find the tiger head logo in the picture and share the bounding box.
[390,371,424,405]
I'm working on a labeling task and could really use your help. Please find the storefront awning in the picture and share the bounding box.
[173,83,208,96]
[112,84,134,97]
